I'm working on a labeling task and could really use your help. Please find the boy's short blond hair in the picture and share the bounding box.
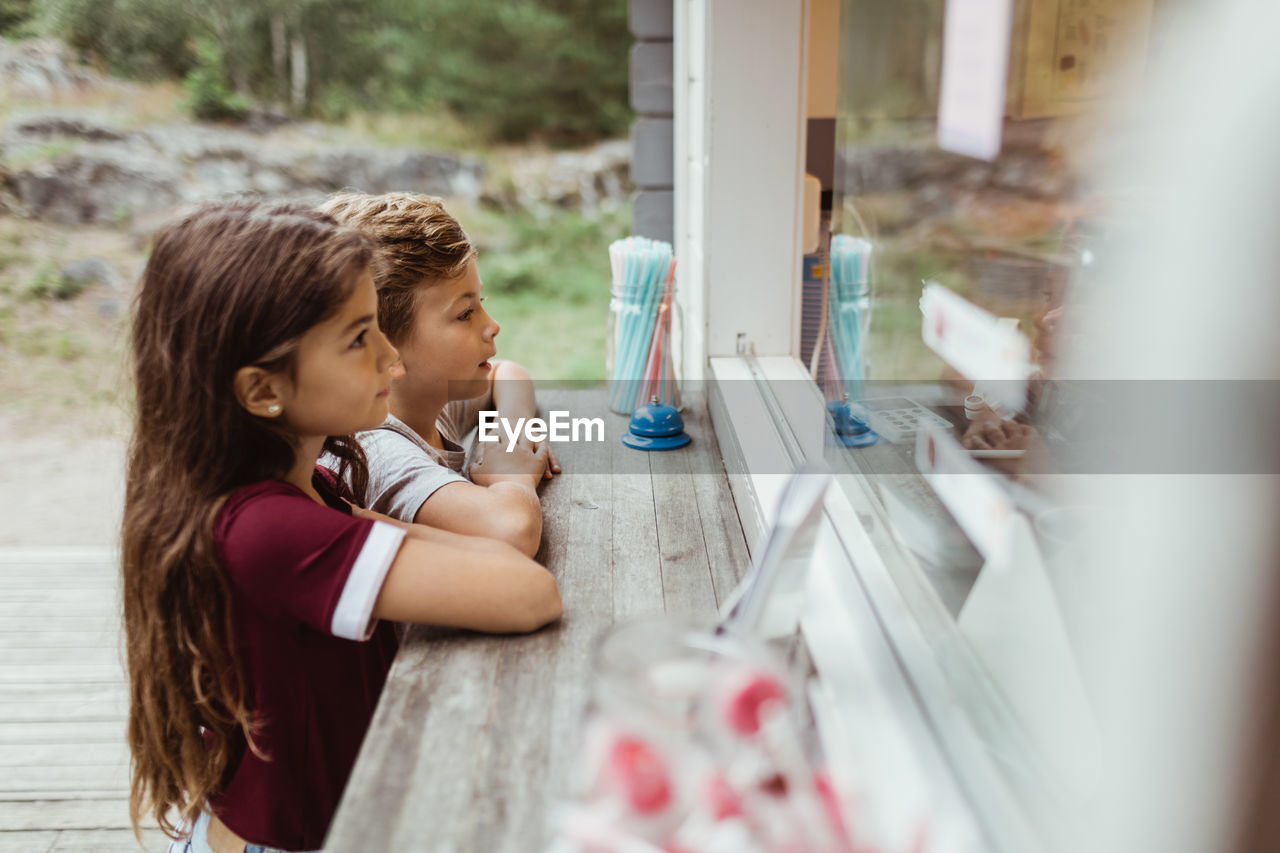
[318,191,476,344]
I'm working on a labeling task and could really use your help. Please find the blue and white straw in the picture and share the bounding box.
[828,234,872,388]
[609,237,676,413]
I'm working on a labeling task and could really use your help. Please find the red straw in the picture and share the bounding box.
[635,264,677,410]
[638,286,669,407]
[662,263,677,407]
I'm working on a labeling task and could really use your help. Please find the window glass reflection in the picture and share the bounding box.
[798,0,1168,839]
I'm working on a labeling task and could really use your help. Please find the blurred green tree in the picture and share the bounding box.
[0,0,35,35]
[34,0,196,79]
[24,0,631,144]
[382,0,631,143]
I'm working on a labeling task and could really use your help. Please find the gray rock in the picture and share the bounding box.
[0,39,99,99]
[96,298,124,318]
[12,114,125,142]
[5,114,494,222]
[2,90,633,224]
[303,149,484,201]
[9,147,183,225]
[61,258,121,293]
[242,105,294,134]
[505,139,631,216]
[190,158,255,196]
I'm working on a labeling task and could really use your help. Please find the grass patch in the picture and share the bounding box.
[0,304,14,346]
[338,109,484,153]
[19,258,95,301]
[463,205,629,381]
[0,139,81,171]
[0,76,186,129]
[21,260,61,298]
[0,241,28,288]
[0,218,133,432]
[10,317,88,361]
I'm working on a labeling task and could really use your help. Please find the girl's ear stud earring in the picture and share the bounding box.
[267,404,282,415]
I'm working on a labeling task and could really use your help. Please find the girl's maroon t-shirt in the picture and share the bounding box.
[211,474,405,851]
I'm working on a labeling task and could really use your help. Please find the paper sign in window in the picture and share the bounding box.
[937,0,1014,160]
[915,425,1015,561]
[919,283,1031,413]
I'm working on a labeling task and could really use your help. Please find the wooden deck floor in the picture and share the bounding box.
[0,548,167,852]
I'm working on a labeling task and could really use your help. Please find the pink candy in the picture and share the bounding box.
[721,671,786,736]
[604,734,674,815]
[704,773,744,820]
[813,772,848,838]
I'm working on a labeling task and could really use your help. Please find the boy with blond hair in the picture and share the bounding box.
[320,191,558,558]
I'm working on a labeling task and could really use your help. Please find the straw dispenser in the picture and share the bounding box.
[607,237,681,414]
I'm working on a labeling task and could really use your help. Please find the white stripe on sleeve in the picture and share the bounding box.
[331,520,405,641]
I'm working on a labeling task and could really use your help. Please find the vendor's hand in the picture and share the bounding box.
[962,418,1035,451]
[469,438,550,492]
[1032,306,1064,377]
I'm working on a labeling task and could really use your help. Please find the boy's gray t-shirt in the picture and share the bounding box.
[357,398,488,523]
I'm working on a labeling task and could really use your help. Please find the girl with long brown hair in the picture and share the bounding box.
[122,201,561,853]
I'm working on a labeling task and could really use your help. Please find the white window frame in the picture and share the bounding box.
[675,2,1050,851]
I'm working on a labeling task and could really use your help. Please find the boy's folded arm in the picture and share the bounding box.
[371,526,561,634]
[484,361,562,477]
[490,360,539,422]
[412,479,543,558]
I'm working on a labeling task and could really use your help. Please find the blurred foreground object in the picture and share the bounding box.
[1064,2,1280,852]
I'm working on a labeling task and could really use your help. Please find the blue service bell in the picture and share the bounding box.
[622,396,692,451]
[827,398,878,448]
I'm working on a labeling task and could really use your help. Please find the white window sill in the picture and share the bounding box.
[707,355,1048,853]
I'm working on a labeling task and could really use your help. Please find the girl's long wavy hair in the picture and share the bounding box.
[123,201,376,837]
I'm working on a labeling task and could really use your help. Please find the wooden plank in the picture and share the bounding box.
[465,410,619,852]
[0,742,129,767]
[0,603,114,618]
[0,631,121,649]
[0,798,133,831]
[0,576,116,591]
[463,628,561,853]
[0,695,127,724]
[0,558,116,571]
[0,561,182,850]
[3,575,116,589]
[0,647,123,667]
[0,665,124,685]
[650,441,719,620]
[326,633,503,852]
[0,549,117,564]
[0,765,128,793]
[47,828,170,852]
[681,397,752,606]
[0,790,132,802]
[0,589,120,604]
[546,389,614,616]
[459,406,579,852]
[0,830,57,851]
[0,560,116,570]
[0,618,119,635]
[609,411,664,619]
[534,421,624,845]
[0,682,125,699]
[0,721,124,745]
